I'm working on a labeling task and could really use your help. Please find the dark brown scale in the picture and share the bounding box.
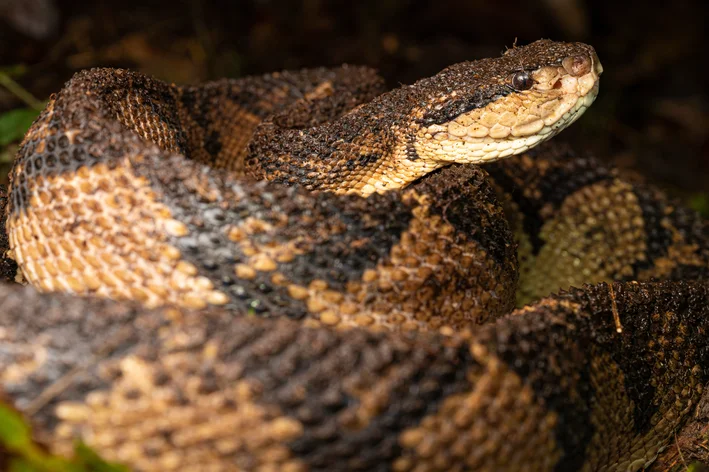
[422,164,515,268]
[632,184,709,279]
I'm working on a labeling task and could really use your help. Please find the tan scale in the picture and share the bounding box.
[112,91,183,155]
[517,179,646,304]
[177,96,262,173]
[7,157,229,309]
[349,136,441,196]
[219,187,513,332]
[638,208,707,280]
[638,243,704,280]
[393,342,561,472]
[50,354,307,472]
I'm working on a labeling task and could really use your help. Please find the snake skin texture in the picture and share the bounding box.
[485,144,709,306]
[1,39,709,471]
[1,281,708,472]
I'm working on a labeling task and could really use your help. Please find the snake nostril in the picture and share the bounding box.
[563,54,592,77]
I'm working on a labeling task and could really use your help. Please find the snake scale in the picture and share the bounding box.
[1,39,709,471]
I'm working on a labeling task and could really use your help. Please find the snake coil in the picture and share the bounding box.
[1,39,709,471]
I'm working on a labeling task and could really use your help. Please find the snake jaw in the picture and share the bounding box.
[413,49,602,166]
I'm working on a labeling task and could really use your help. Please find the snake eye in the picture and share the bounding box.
[511,71,534,91]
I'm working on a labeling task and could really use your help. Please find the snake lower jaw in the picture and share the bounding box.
[412,50,601,169]
[350,89,600,198]
[411,89,597,168]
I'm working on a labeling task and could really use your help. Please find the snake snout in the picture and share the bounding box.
[563,54,591,77]
[562,51,603,80]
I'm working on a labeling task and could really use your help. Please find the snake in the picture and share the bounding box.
[1,38,708,471]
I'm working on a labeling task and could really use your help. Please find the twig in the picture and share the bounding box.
[0,71,45,111]
[608,284,623,333]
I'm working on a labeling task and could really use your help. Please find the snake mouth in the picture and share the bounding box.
[415,50,602,164]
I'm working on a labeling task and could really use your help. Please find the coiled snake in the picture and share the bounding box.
[1,39,708,471]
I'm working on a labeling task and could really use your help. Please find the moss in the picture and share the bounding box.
[0,404,129,472]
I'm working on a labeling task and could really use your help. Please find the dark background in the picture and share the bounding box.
[1,0,708,214]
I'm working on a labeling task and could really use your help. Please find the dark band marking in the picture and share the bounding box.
[417,164,516,267]
[240,329,476,470]
[631,186,674,275]
[204,129,223,157]
[273,191,413,292]
[671,263,709,280]
[631,185,709,279]
[404,137,420,162]
[482,300,595,471]
[486,144,613,253]
[420,88,512,126]
[98,72,188,155]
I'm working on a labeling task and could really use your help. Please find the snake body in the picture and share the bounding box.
[1,39,709,471]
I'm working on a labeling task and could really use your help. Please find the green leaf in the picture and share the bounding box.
[73,443,130,472]
[0,108,40,147]
[0,404,33,450]
[687,462,709,472]
[0,404,130,472]
[0,404,57,468]
[689,193,709,218]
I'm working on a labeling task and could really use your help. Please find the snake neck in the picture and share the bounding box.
[246,86,444,197]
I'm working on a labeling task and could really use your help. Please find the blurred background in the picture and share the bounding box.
[0,0,707,214]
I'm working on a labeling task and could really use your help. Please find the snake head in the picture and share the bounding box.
[410,39,602,164]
